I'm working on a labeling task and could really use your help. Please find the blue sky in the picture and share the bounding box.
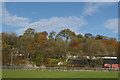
[2,2,118,39]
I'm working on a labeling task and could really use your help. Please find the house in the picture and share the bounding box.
[103,59,119,68]
[66,54,120,68]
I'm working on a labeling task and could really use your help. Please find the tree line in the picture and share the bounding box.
[2,28,119,67]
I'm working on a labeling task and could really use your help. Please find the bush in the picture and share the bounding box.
[48,58,59,64]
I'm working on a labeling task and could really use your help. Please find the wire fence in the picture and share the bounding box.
[2,66,119,72]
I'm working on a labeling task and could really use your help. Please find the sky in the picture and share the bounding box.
[2,2,118,39]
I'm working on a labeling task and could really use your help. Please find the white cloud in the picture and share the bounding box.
[104,18,118,33]
[2,3,30,27]
[82,3,114,16]
[2,2,116,35]
[2,3,87,35]
[17,16,87,35]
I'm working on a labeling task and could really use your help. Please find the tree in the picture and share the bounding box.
[2,33,18,65]
[57,29,76,41]
[95,35,109,40]
[48,31,56,39]
[24,28,35,35]
[35,31,48,43]
[1,27,118,67]
[84,33,93,39]
[77,34,83,38]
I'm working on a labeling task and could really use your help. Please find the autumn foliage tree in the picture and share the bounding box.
[2,28,118,67]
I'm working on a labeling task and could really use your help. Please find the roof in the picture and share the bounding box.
[95,54,117,57]
[103,59,118,64]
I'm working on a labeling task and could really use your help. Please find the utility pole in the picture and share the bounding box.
[10,48,14,69]
[27,52,30,69]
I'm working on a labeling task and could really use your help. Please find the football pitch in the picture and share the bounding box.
[2,70,118,78]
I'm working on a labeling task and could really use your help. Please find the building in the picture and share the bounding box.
[66,55,120,68]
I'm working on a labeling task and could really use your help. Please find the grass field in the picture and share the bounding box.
[2,70,118,78]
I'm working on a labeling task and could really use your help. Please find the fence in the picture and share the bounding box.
[2,66,119,72]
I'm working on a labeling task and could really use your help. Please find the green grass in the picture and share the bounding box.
[2,70,118,78]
